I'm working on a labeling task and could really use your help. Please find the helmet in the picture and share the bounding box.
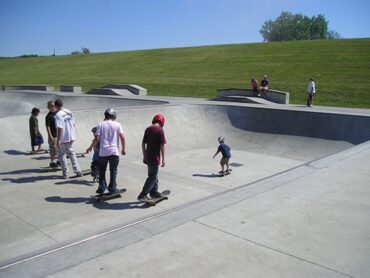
[218,136,225,143]
[104,108,117,119]
[91,127,97,134]
[152,114,165,127]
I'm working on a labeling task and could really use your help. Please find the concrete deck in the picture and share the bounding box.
[0,90,369,277]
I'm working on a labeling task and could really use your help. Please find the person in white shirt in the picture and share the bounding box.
[307,77,316,107]
[86,108,126,195]
[55,99,81,179]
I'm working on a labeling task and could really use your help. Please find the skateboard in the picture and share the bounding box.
[66,152,86,158]
[70,169,91,178]
[27,149,49,155]
[217,169,232,177]
[40,166,61,172]
[145,190,171,206]
[91,188,127,202]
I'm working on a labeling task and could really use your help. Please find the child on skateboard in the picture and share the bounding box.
[86,109,126,195]
[137,114,166,201]
[45,101,58,168]
[55,99,82,179]
[213,137,231,175]
[29,107,44,153]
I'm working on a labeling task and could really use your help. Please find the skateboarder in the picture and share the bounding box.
[45,101,58,168]
[86,109,126,194]
[55,99,82,179]
[89,127,100,180]
[213,137,231,174]
[137,114,166,201]
[29,107,44,153]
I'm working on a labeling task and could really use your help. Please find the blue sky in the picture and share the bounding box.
[0,0,369,56]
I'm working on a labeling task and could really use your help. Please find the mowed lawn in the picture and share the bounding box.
[0,38,369,108]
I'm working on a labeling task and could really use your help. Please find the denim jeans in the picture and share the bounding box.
[140,164,159,197]
[98,155,119,192]
[58,142,81,177]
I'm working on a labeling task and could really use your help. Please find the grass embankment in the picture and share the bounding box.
[0,38,369,108]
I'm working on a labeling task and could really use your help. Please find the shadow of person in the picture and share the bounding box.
[0,168,45,175]
[54,179,94,186]
[3,150,28,156]
[2,175,60,184]
[45,196,90,203]
[93,201,147,210]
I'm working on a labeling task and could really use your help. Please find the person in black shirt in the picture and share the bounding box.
[45,101,58,168]
[259,75,269,98]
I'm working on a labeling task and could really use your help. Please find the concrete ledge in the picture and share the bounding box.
[217,88,289,104]
[2,85,54,92]
[60,85,81,93]
[103,84,147,96]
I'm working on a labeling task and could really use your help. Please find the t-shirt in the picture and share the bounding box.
[45,111,57,138]
[261,79,269,87]
[308,81,316,95]
[142,125,166,165]
[218,143,231,158]
[55,108,76,143]
[96,120,124,157]
[29,115,39,137]
[252,79,258,89]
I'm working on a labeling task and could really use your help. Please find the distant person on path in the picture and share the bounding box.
[213,137,231,175]
[29,107,44,153]
[86,109,126,194]
[45,101,58,168]
[251,77,258,95]
[307,77,316,107]
[259,75,269,98]
[138,114,166,201]
[55,99,81,179]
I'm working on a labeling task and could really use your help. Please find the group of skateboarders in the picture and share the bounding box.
[30,99,232,202]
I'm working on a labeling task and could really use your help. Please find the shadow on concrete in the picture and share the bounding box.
[2,175,60,184]
[45,196,90,203]
[92,201,147,210]
[54,179,94,186]
[31,156,50,161]
[193,173,224,178]
[0,168,45,175]
[3,149,28,156]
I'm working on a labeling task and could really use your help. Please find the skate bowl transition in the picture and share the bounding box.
[0,90,370,277]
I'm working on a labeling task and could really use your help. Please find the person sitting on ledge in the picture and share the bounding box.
[259,75,269,98]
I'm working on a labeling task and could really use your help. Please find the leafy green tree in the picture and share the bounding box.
[260,12,339,42]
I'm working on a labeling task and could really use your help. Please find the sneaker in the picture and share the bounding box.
[62,174,69,179]
[56,161,61,166]
[150,191,163,198]
[108,188,120,195]
[138,195,150,202]
[50,162,58,168]
[96,188,105,195]
[218,170,225,174]
[76,172,83,177]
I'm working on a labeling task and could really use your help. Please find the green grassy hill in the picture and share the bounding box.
[1,39,369,108]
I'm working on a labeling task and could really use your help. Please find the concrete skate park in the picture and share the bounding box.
[0,89,369,277]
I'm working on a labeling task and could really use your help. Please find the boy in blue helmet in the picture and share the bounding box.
[213,136,231,175]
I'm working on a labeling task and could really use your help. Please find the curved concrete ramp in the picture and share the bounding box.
[0,91,369,277]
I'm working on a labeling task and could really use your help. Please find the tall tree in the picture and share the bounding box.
[260,12,339,42]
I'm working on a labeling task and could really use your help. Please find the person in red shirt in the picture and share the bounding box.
[138,114,166,201]
[251,77,258,95]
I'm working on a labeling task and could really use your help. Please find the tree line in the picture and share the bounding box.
[260,12,341,42]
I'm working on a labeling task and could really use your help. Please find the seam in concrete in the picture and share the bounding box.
[0,204,59,244]
[193,220,354,278]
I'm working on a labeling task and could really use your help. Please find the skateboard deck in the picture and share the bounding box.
[145,190,171,206]
[91,188,127,202]
[40,166,61,172]
[27,149,49,155]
